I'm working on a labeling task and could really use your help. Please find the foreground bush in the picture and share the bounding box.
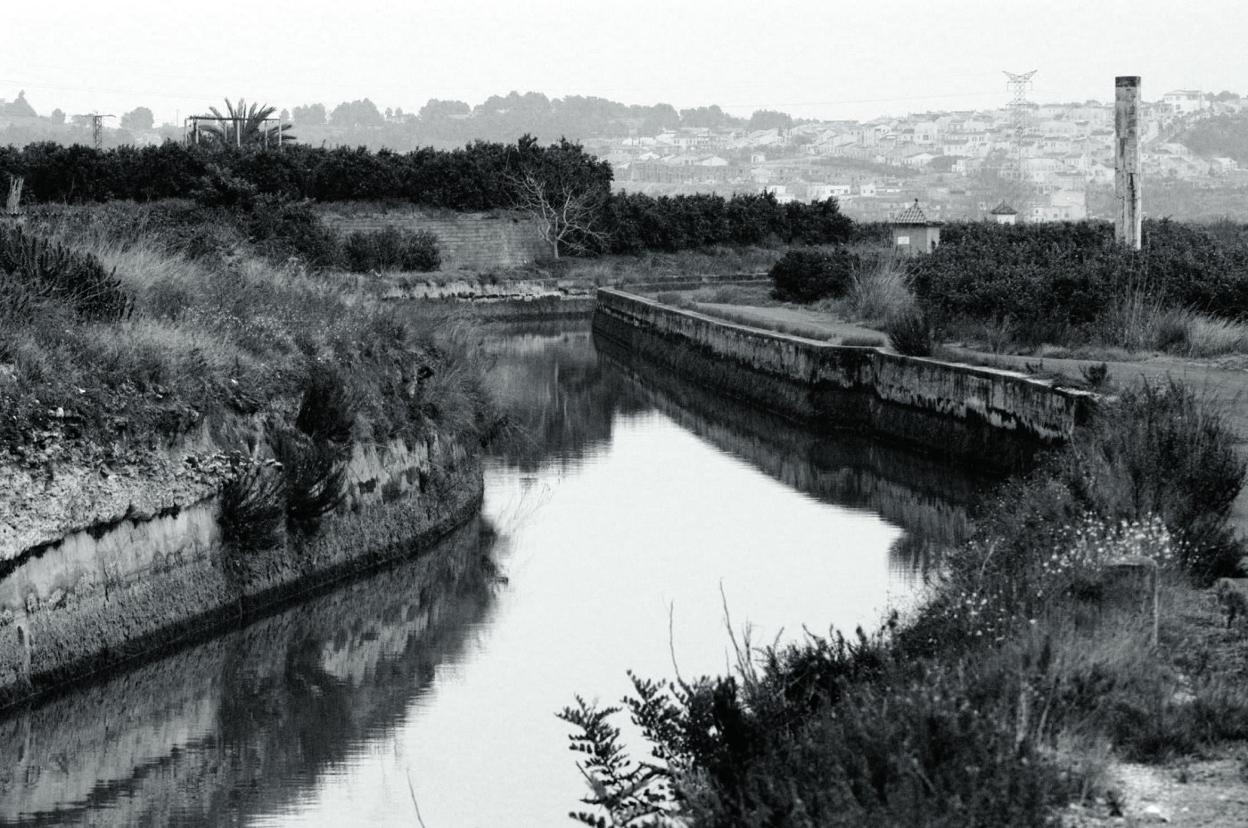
[0,225,133,321]
[341,226,441,273]
[769,247,858,303]
[562,378,1246,825]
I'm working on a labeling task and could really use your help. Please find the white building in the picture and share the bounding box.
[1161,90,1207,116]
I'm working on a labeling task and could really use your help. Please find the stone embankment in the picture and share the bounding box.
[0,425,482,707]
[593,288,1095,468]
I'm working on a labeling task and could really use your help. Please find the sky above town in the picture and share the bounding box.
[5,0,1246,126]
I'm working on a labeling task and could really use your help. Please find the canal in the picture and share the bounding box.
[0,320,984,826]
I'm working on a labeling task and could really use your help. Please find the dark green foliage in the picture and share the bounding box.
[886,309,934,356]
[605,191,851,254]
[564,634,1071,827]
[0,138,611,211]
[909,220,1248,342]
[557,695,671,827]
[241,196,341,268]
[769,247,858,303]
[190,163,260,209]
[272,428,348,538]
[0,225,132,320]
[219,463,285,557]
[295,363,356,446]
[341,226,441,272]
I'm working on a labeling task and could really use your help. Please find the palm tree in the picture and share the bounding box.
[195,98,295,148]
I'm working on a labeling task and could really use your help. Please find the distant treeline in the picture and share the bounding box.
[292,93,790,147]
[0,138,610,211]
[0,140,855,256]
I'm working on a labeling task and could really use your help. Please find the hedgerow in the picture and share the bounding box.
[909,220,1248,343]
[604,191,852,254]
[0,138,610,210]
[2,140,857,258]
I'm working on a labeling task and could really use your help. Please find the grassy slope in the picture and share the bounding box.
[0,207,491,536]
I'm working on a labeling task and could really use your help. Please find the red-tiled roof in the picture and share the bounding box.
[990,200,1018,215]
[893,200,936,225]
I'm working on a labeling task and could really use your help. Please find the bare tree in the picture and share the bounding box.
[509,169,608,260]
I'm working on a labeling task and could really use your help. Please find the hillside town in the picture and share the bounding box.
[588,90,1248,223]
[3,85,1247,223]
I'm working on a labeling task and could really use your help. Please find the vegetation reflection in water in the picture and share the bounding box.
[0,320,980,827]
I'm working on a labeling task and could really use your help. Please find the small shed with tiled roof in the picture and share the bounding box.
[989,200,1018,225]
[890,199,942,257]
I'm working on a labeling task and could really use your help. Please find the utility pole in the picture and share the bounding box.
[1115,76,1142,250]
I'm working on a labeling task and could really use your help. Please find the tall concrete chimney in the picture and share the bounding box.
[1115,76,1142,249]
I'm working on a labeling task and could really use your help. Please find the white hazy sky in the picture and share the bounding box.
[5,0,1247,125]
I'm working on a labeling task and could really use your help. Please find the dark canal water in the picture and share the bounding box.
[0,320,984,827]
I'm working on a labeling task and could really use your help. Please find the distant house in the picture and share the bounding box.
[1161,90,1207,116]
[890,200,942,257]
[990,201,1019,225]
[902,150,938,169]
[808,183,852,200]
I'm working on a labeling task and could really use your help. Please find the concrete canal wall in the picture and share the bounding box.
[593,288,1094,467]
[0,430,482,707]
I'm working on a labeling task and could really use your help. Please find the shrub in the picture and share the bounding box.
[1061,381,1246,580]
[295,362,356,446]
[191,163,259,209]
[242,196,341,268]
[219,462,285,558]
[840,335,885,348]
[341,226,441,273]
[886,309,934,356]
[564,636,1073,828]
[272,428,348,538]
[0,225,133,321]
[770,248,858,304]
[848,253,913,322]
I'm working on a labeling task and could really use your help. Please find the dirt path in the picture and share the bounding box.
[1064,749,1248,827]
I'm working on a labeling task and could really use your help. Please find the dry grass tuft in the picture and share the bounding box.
[848,254,915,323]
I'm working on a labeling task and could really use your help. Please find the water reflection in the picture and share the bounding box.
[0,318,984,827]
[0,520,498,827]
[479,323,647,471]
[484,320,986,574]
